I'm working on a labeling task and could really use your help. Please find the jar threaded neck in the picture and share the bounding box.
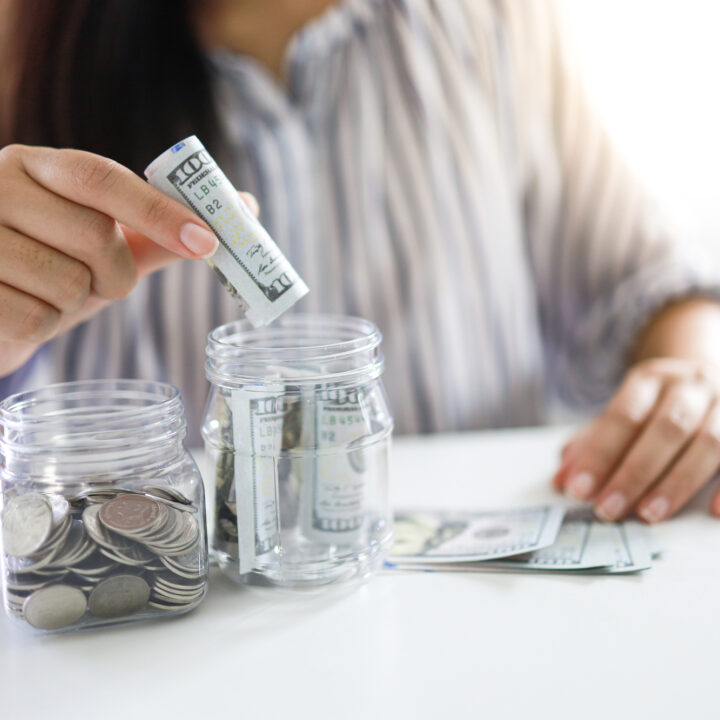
[0,380,186,482]
[205,314,384,389]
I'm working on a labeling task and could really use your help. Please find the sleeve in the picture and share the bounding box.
[503,0,720,409]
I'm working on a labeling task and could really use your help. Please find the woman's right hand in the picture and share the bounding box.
[0,144,220,377]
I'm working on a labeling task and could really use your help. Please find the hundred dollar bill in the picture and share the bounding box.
[387,508,655,574]
[230,388,291,574]
[469,520,652,574]
[145,135,308,327]
[387,506,565,564]
[300,387,376,545]
[214,367,388,572]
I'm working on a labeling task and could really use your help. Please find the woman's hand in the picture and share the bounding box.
[553,357,720,523]
[0,144,221,377]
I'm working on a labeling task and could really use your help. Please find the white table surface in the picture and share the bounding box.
[2,425,720,720]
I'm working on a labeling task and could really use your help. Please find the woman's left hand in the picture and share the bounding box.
[552,357,720,523]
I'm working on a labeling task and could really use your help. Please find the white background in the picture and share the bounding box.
[561,0,720,252]
[3,427,720,720]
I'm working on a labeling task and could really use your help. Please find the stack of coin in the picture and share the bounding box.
[2,486,207,631]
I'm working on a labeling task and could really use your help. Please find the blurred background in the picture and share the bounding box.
[561,0,720,255]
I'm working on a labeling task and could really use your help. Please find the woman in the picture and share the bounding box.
[1,0,720,524]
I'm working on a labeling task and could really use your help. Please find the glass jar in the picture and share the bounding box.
[202,314,393,588]
[0,380,208,632]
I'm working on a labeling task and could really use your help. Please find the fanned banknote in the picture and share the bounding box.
[387,506,565,564]
[386,506,657,574]
[485,508,653,573]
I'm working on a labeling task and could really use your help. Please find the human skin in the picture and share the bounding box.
[2,1,720,523]
[0,145,259,377]
[195,1,720,523]
[553,299,720,522]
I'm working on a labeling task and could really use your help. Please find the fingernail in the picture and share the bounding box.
[638,496,669,524]
[179,223,218,257]
[565,471,595,500]
[595,492,627,522]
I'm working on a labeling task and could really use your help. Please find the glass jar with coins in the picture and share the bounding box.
[0,380,209,632]
[202,314,394,588]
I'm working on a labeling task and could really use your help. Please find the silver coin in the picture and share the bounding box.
[152,585,203,600]
[5,573,53,593]
[143,485,193,506]
[71,555,118,578]
[99,494,162,535]
[46,521,84,567]
[31,567,70,578]
[7,588,32,604]
[154,573,206,591]
[153,581,205,598]
[125,501,169,541]
[41,513,73,557]
[143,509,189,553]
[81,489,122,505]
[83,505,138,552]
[5,551,57,575]
[160,513,200,556]
[148,599,194,611]
[23,584,87,630]
[2,494,53,557]
[143,560,166,573]
[82,504,116,549]
[46,494,70,529]
[98,543,153,566]
[145,507,180,542]
[160,546,205,579]
[88,575,150,618]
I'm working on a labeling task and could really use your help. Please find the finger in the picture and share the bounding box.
[561,372,664,500]
[14,145,218,258]
[594,380,712,521]
[121,225,183,278]
[638,356,720,391]
[0,282,60,343]
[637,403,720,523]
[0,176,138,300]
[0,226,91,313]
[553,427,593,490]
[239,191,260,217]
[0,339,38,376]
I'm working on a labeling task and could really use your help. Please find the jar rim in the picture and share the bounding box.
[207,314,381,355]
[205,314,385,387]
[0,379,183,434]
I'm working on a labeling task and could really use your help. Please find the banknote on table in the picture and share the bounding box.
[387,505,565,565]
[387,507,656,574]
[485,508,654,573]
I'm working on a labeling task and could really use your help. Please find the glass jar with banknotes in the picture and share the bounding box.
[0,380,209,632]
[202,314,394,588]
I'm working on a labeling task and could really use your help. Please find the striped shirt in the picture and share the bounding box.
[1,0,713,443]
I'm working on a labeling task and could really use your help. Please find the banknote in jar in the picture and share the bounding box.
[299,387,376,546]
[229,387,298,573]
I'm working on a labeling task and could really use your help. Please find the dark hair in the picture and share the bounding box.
[0,0,219,174]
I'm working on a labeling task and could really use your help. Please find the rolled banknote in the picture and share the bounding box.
[145,136,308,327]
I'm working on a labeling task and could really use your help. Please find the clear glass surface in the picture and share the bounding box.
[0,380,209,632]
[202,315,394,588]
